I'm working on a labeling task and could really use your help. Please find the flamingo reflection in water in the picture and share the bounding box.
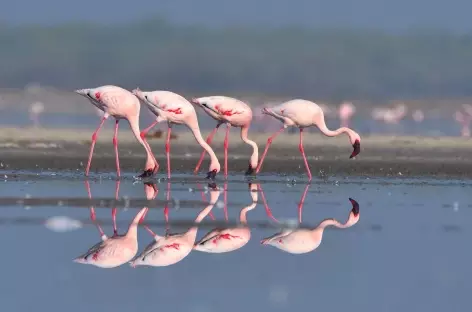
[73,181,154,268]
[129,184,221,267]
[193,183,278,253]
[260,185,360,254]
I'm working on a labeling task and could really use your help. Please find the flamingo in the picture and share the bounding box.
[191,96,259,178]
[338,101,356,128]
[129,184,220,267]
[256,99,361,181]
[260,198,360,254]
[75,85,158,178]
[73,207,148,268]
[132,88,221,180]
[193,183,278,253]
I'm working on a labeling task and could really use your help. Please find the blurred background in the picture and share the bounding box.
[1,0,472,137]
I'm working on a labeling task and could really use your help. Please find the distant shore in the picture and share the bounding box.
[1,127,472,178]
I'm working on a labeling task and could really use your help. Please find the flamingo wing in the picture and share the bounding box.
[195,228,225,246]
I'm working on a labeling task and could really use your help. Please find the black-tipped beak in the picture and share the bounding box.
[206,169,217,180]
[349,198,360,216]
[208,182,218,190]
[350,140,360,159]
[245,165,255,176]
[138,167,156,179]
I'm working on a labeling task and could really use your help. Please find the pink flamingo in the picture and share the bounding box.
[261,198,360,254]
[129,184,221,267]
[75,85,158,178]
[191,96,259,178]
[338,101,356,128]
[256,100,361,181]
[132,88,221,180]
[193,183,278,253]
[73,206,148,268]
[455,106,472,137]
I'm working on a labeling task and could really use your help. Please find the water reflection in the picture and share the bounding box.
[194,183,256,253]
[130,184,221,267]
[72,180,151,268]
[261,196,360,254]
[68,179,361,267]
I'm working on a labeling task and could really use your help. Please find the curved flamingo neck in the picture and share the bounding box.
[126,207,148,239]
[239,203,257,224]
[127,116,157,169]
[186,194,218,241]
[240,126,259,168]
[315,116,355,140]
[188,123,220,171]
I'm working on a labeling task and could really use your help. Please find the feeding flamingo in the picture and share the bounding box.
[261,198,360,254]
[256,99,361,181]
[75,85,158,178]
[129,184,220,267]
[191,96,259,178]
[132,88,221,180]
[73,207,148,268]
[193,183,278,253]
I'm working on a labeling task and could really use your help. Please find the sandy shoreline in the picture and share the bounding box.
[1,127,472,178]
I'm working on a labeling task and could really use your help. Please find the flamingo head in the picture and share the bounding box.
[347,198,360,226]
[132,88,157,105]
[75,88,100,102]
[349,131,361,159]
[193,239,212,251]
[129,258,146,268]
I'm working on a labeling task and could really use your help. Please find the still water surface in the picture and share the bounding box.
[0,172,470,311]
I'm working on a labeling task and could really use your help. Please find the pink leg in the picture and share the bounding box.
[224,181,228,222]
[299,128,312,181]
[297,183,310,223]
[112,180,121,236]
[85,116,108,176]
[166,126,172,179]
[113,120,121,178]
[256,127,286,174]
[259,184,279,223]
[164,182,170,234]
[223,124,231,179]
[144,224,157,237]
[196,182,215,220]
[194,123,221,174]
[84,180,106,238]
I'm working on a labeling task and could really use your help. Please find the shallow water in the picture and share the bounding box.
[0,171,470,311]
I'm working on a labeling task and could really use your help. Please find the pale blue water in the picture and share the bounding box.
[0,172,470,311]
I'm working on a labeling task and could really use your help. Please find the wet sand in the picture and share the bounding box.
[1,127,472,178]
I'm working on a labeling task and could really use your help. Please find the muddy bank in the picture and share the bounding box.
[0,129,471,178]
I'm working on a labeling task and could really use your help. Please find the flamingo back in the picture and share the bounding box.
[262,229,321,254]
[194,228,250,253]
[131,235,194,267]
[195,96,253,127]
[94,85,140,119]
[269,99,324,128]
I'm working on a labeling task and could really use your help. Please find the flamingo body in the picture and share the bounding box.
[74,85,158,178]
[257,99,361,181]
[261,198,360,254]
[194,227,250,253]
[194,183,258,253]
[132,88,221,180]
[130,187,220,267]
[73,207,148,268]
[191,96,259,177]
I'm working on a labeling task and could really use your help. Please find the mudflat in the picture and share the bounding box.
[0,127,471,178]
